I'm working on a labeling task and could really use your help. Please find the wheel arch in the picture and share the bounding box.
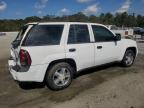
[121,47,137,60]
[118,46,137,62]
[43,58,77,82]
[120,47,137,67]
[126,47,137,55]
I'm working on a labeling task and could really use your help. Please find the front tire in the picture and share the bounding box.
[45,62,74,90]
[121,50,135,67]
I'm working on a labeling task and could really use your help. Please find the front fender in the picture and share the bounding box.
[118,39,138,61]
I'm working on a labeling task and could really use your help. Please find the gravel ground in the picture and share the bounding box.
[0,33,144,108]
[0,32,17,60]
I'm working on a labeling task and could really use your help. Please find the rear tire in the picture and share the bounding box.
[45,62,74,90]
[121,50,135,67]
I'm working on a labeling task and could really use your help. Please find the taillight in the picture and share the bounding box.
[19,49,31,67]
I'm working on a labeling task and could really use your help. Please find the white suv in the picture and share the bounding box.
[8,22,138,90]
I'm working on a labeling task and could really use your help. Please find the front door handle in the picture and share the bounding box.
[97,46,102,49]
[69,48,76,52]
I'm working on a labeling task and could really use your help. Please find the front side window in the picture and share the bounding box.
[68,25,90,44]
[92,25,114,42]
[24,25,64,46]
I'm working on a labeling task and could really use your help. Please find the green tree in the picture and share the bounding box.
[24,16,41,23]
[137,15,144,27]
[0,12,144,32]
[88,15,99,23]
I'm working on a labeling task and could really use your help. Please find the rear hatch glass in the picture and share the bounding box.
[12,25,29,49]
[10,25,30,66]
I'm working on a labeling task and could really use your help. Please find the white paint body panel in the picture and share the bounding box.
[65,43,95,71]
[94,41,121,65]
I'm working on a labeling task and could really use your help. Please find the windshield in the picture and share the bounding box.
[15,25,28,41]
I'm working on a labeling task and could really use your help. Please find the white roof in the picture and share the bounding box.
[26,22,38,25]
[26,22,104,26]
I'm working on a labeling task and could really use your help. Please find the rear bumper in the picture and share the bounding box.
[8,60,48,82]
[9,67,19,81]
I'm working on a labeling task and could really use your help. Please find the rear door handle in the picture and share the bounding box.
[97,46,102,49]
[69,48,76,52]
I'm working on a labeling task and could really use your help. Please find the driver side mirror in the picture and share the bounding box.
[114,34,121,41]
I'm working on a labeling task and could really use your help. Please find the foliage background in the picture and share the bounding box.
[0,12,144,32]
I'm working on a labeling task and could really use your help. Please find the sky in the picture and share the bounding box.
[0,0,144,19]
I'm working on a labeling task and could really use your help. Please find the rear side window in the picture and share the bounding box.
[68,25,90,44]
[24,25,64,46]
[92,25,114,42]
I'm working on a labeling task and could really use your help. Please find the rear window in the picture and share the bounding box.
[24,25,64,46]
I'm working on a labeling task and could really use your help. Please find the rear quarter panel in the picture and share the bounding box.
[20,45,65,82]
[21,45,65,66]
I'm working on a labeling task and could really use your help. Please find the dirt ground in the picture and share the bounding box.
[0,33,144,108]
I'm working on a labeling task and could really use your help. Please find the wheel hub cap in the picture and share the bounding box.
[125,53,134,65]
[53,68,70,87]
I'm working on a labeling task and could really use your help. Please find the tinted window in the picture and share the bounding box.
[92,25,114,42]
[68,25,90,44]
[25,25,64,46]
